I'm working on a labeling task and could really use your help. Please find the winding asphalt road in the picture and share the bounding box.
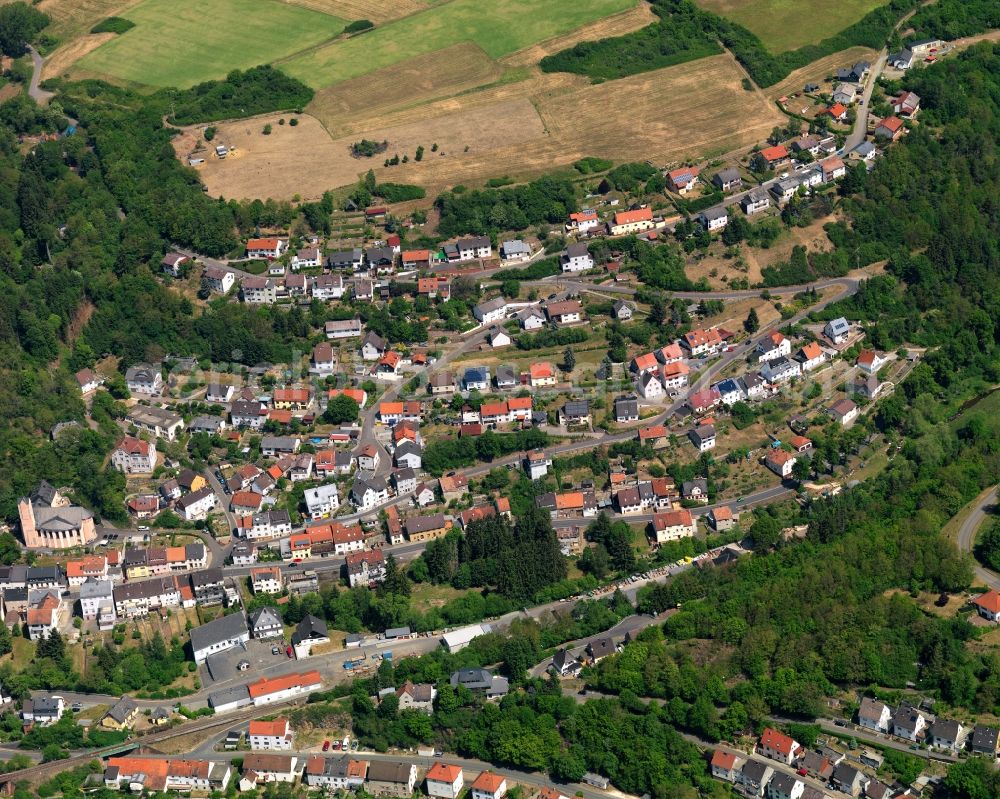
[955,486,1000,590]
[26,46,53,105]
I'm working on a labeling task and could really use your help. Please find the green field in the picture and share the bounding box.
[696,0,884,52]
[280,0,637,89]
[76,0,346,88]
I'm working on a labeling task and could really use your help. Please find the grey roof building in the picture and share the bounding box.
[189,612,250,664]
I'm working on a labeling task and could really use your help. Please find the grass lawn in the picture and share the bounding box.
[409,581,469,609]
[76,0,346,88]
[695,0,884,53]
[281,0,637,89]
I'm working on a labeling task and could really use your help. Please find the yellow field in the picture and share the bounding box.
[196,50,783,201]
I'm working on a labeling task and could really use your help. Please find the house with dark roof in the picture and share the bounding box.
[291,615,330,658]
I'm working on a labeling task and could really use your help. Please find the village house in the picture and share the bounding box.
[366,761,417,797]
[667,166,699,194]
[346,549,386,588]
[249,719,293,751]
[561,241,594,272]
[828,398,859,426]
[683,328,723,357]
[652,508,696,542]
[241,277,278,305]
[203,266,235,294]
[709,505,736,532]
[566,209,600,233]
[608,207,654,236]
[246,238,287,260]
[742,188,771,215]
[500,239,531,262]
[426,763,463,799]
[473,297,509,326]
[972,589,1000,622]
[699,206,728,232]
[127,406,184,441]
[821,156,847,182]
[518,307,546,330]
[712,166,742,192]
[892,702,930,741]
[250,566,283,595]
[765,449,797,478]
[824,317,850,344]
[545,299,584,325]
[111,436,157,474]
[757,332,791,363]
[125,363,163,395]
[755,145,789,170]
[689,424,716,452]
[757,727,800,765]
[711,751,745,783]
[797,341,826,372]
[75,367,104,395]
[893,90,920,117]
[614,394,639,423]
[762,355,801,384]
[558,399,592,427]
[874,116,905,141]
[470,772,506,799]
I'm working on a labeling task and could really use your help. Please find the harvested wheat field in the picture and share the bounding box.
[309,43,504,131]
[193,52,781,200]
[279,0,427,24]
[766,46,878,100]
[42,33,116,80]
[189,100,546,201]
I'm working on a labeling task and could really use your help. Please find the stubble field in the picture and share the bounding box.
[192,51,783,202]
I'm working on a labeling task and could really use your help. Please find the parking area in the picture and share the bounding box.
[202,638,291,684]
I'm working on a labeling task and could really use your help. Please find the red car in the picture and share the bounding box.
[322,740,331,752]
[286,645,294,658]
[797,768,807,777]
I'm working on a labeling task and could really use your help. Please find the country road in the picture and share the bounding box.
[26,46,53,105]
[954,485,1000,590]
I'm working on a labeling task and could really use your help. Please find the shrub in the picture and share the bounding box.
[344,19,375,34]
[90,17,135,35]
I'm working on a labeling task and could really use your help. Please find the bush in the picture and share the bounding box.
[374,183,426,202]
[574,156,614,174]
[344,19,375,34]
[90,17,135,34]
[352,139,389,158]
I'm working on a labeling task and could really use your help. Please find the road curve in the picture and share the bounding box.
[954,485,1000,590]
[26,46,53,105]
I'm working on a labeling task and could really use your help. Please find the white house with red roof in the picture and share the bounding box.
[710,750,745,782]
[248,719,293,750]
[246,238,287,260]
[874,116,904,141]
[757,727,800,765]
[973,590,1000,623]
[765,449,797,478]
[566,209,600,234]
[856,349,887,375]
[425,763,463,799]
[470,772,507,799]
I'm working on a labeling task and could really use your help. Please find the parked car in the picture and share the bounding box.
[322,740,331,752]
